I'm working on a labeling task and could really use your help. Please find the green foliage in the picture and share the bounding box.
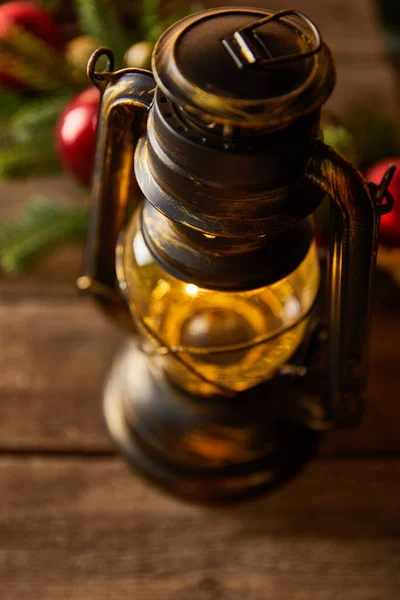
[10,95,72,143]
[0,0,196,186]
[140,0,163,43]
[140,0,194,42]
[35,0,63,10]
[0,127,14,152]
[0,0,200,276]
[0,89,27,120]
[75,0,129,67]
[0,130,62,179]
[323,126,358,164]
[0,26,78,93]
[0,92,71,173]
[322,105,400,170]
[0,198,87,274]
[0,90,27,151]
[343,106,400,169]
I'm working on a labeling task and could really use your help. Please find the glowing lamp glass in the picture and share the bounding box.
[120,209,320,397]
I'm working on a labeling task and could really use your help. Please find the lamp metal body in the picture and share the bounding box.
[79,7,393,503]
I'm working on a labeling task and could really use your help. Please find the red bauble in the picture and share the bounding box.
[366,158,400,247]
[0,1,60,88]
[0,1,59,46]
[55,87,100,186]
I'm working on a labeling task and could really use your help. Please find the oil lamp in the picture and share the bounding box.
[78,7,394,503]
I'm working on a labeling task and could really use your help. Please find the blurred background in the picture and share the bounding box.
[0,0,400,281]
[1,3,400,598]
[0,0,400,277]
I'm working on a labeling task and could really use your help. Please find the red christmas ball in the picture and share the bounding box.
[366,158,400,247]
[55,87,100,186]
[0,1,60,88]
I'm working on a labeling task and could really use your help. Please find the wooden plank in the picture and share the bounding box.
[0,246,83,298]
[0,297,120,451]
[322,314,400,454]
[0,457,399,599]
[1,270,399,454]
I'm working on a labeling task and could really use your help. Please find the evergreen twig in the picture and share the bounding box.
[0,198,87,273]
[0,26,78,92]
[0,130,62,179]
[0,89,28,120]
[141,0,163,43]
[0,127,14,151]
[11,95,72,143]
[75,0,129,66]
[343,106,400,169]
[36,0,63,10]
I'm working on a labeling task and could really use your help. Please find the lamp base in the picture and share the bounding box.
[104,343,321,504]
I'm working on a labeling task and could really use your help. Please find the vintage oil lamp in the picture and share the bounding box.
[78,7,394,503]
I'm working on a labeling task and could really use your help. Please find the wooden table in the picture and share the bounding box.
[0,176,400,599]
[1,1,400,595]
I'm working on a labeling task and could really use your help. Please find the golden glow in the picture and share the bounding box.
[185,283,199,297]
[151,279,170,301]
[121,210,320,397]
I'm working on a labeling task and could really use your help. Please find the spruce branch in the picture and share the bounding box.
[0,197,87,274]
[0,91,23,150]
[0,126,14,151]
[74,0,129,67]
[141,0,196,43]
[11,95,72,143]
[343,106,400,169]
[36,0,63,10]
[0,26,78,93]
[0,89,28,120]
[0,129,61,179]
[140,0,162,42]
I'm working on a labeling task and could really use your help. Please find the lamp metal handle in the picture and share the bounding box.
[77,49,155,330]
[305,141,394,427]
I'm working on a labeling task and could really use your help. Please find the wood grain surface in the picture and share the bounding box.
[1,2,400,596]
[1,262,399,455]
[0,457,399,599]
[1,194,399,599]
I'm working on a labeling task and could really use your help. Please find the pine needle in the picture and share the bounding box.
[0,89,28,120]
[0,26,78,93]
[343,106,400,169]
[0,124,15,151]
[75,0,129,67]
[11,95,72,143]
[0,197,87,273]
[0,130,61,179]
[36,0,63,10]
[141,0,162,42]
